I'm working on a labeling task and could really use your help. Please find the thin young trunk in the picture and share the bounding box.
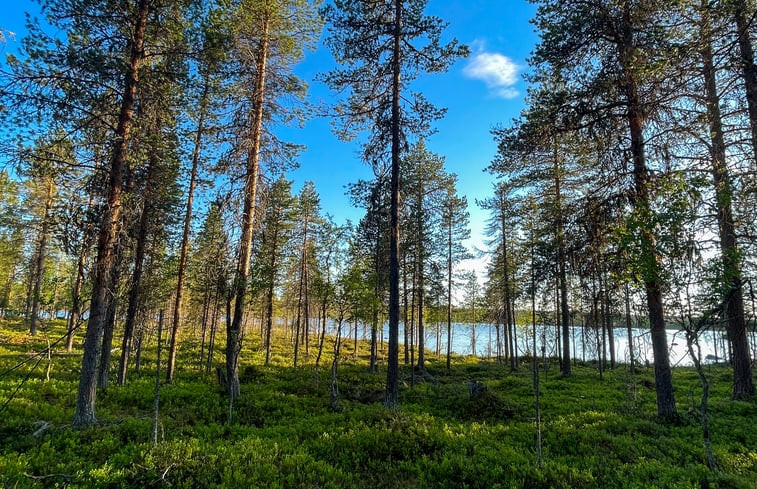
[531,225,543,469]
[206,293,220,374]
[167,78,210,383]
[384,0,402,409]
[593,281,603,381]
[685,328,718,472]
[264,254,276,366]
[701,4,754,399]
[512,297,518,366]
[198,287,210,370]
[370,199,381,373]
[117,130,159,386]
[625,283,635,374]
[228,17,269,398]
[152,310,164,445]
[606,292,615,369]
[601,291,607,370]
[403,253,409,364]
[409,261,416,386]
[264,221,281,366]
[72,0,149,428]
[315,300,327,369]
[353,320,358,357]
[304,264,310,356]
[370,306,378,373]
[329,317,343,412]
[66,255,87,346]
[66,209,93,351]
[554,145,571,376]
[446,221,453,371]
[502,209,516,370]
[24,256,35,322]
[134,319,144,373]
[29,177,54,336]
[471,291,477,356]
[416,253,425,371]
[415,178,426,371]
[296,211,310,365]
[294,250,305,367]
[98,254,121,391]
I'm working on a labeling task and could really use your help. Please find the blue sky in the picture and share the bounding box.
[2,0,538,271]
[284,0,539,258]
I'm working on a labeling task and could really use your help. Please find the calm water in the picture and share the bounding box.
[350,321,755,367]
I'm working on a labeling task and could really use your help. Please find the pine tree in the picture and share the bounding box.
[257,175,298,366]
[321,1,466,406]
[441,177,470,371]
[223,0,321,398]
[530,0,681,420]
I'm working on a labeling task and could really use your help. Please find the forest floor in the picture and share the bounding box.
[1,318,756,488]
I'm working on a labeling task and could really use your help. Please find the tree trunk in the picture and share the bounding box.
[199,287,210,370]
[152,310,163,445]
[625,283,635,374]
[416,253,425,371]
[403,253,409,364]
[732,0,757,168]
[294,250,304,367]
[446,220,453,371]
[416,179,426,371]
[530,224,543,469]
[620,6,676,420]
[471,291,477,356]
[72,0,149,427]
[304,265,310,356]
[604,281,615,369]
[117,125,159,386]
[502,214,515,370]
[554,146,571,376]
[66,222,91,351]
[701,5,754,399]
[29,177,54,336]
[329,317,343,412]
[206,293,220,374]
[384,0,402,410]
[315,300,328,369]
[167,78,209,383]
[97,253,121,391]
[370,192,382,373]
[228,17,269,398]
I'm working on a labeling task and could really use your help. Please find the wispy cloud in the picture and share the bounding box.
[463,50,520,99]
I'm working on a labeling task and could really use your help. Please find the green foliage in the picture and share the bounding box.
[1,319,756,488]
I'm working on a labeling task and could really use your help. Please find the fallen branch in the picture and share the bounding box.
[32,420,50,437]
[23,472,73,482]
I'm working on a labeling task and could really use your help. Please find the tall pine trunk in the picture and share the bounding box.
[384,0,402,409]
[228,17,269,398]
[701,4,754,399]
[619,5,676,420]
[72,0,149,427]
[732,0,757,168]
[167,78,209,382]
[554,146,571,376]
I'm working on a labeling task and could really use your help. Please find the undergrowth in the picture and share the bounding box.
[1,318,755,488]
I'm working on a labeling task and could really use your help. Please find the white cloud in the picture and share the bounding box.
[463,51,520,99]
